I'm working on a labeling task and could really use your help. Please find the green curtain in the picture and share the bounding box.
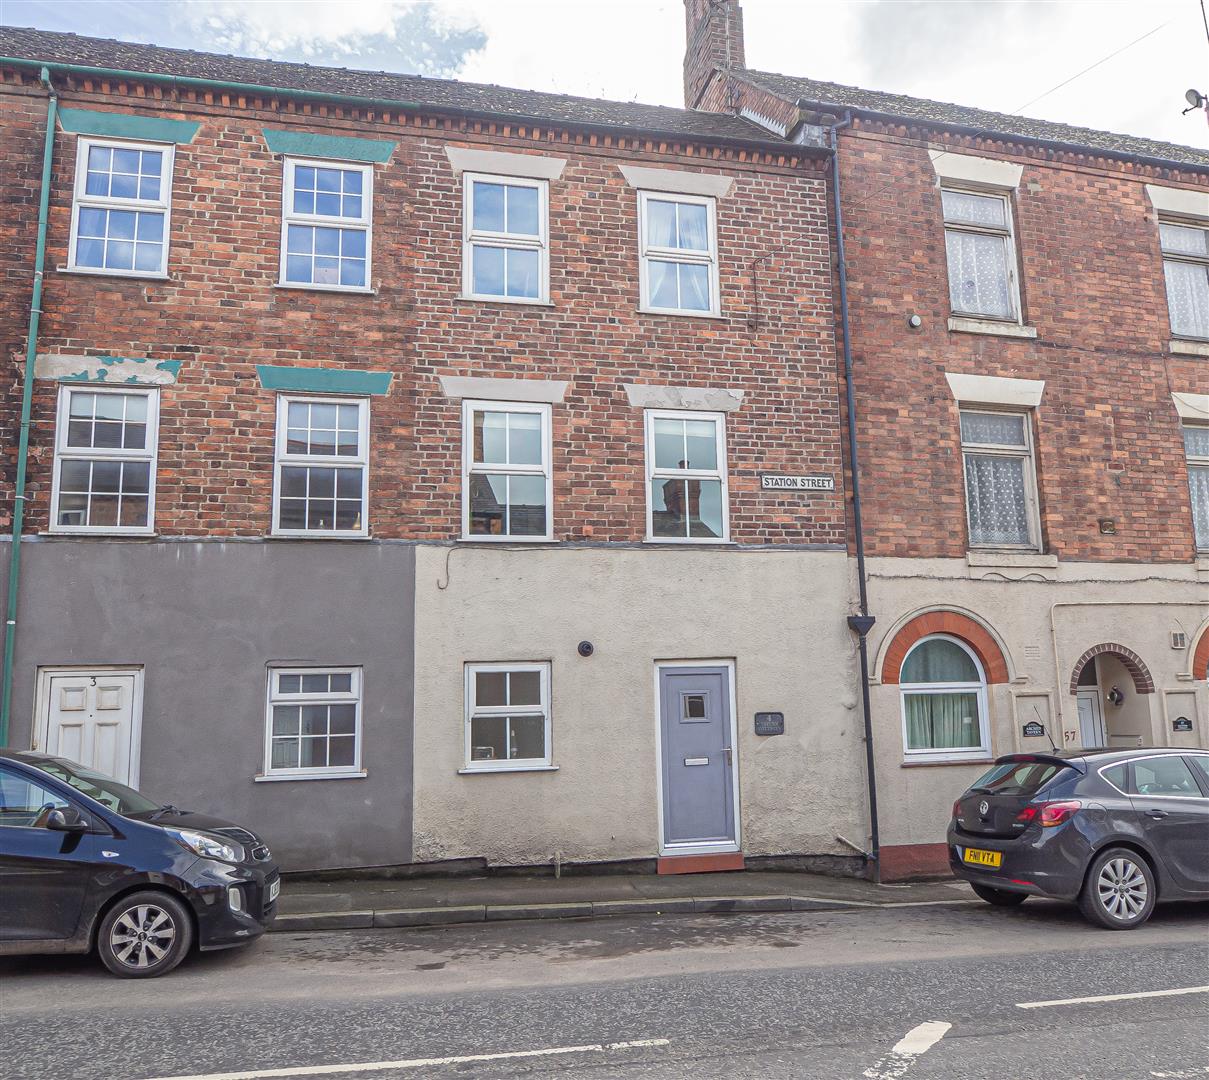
[905,692,980,750]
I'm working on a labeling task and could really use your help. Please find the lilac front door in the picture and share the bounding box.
[659,666,736,850]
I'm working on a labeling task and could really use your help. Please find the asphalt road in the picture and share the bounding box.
[3,894,1207,1080]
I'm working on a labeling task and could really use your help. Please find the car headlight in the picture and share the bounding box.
[165,827,242,863]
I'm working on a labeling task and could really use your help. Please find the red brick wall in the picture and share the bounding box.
[0,76,846,546]
[834,125,1206,562]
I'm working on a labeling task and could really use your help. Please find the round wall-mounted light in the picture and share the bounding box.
[907,314,923,329]
[577,641,594,657]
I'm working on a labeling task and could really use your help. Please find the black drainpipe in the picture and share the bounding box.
[827,112,881,871]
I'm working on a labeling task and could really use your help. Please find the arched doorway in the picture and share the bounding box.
[1068,644,1155,749]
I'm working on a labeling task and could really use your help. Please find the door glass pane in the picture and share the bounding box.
[0,771,69,826]
[1129,756,1200,796]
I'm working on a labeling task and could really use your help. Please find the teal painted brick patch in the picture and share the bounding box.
[255,366,393,396]
[35,354,182,385]
[262,128,396,164]
[58,108,201,145]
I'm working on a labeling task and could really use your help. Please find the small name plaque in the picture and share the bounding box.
[760,474,835,492]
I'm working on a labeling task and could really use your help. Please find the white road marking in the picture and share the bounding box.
[1016,985,1209,1010]
[141,1040,670,1080]
[1151,1067,1209,1079]
[862,1021,951,1080]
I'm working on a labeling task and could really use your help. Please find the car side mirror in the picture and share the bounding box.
[45,808,88,833]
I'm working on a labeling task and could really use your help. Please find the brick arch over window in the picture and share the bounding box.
[1068,644,1155,695]
[882,611,1010,685]
[1192,632,1209,682]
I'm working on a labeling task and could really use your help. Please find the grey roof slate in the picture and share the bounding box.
[740,69,1209,169]
[0,26,782,147]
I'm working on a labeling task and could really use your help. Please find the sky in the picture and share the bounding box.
[2,0,1207,151]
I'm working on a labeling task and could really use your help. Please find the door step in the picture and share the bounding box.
[657,853,745,875]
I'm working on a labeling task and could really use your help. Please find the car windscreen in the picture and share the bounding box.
[34,758,160,815]
[969,760,1066,797]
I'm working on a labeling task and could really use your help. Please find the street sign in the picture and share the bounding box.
[1021,721,1045,738]
[1172,716,1193,732]
[760,474,835,491]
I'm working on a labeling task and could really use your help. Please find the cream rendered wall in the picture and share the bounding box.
[866,557,1209,851]
[411,544,864,866]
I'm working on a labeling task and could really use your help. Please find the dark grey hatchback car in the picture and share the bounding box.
[948,748,1209,928]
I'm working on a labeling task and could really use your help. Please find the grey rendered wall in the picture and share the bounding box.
[3,538,415,871]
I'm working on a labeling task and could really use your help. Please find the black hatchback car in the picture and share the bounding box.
[948,748,1209,928]
[0,750,279,976]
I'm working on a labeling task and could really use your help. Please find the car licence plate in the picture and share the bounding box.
[962,847,1002,868]
[269,879,280,902]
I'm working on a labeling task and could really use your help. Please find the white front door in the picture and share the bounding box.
[36,669,142,785]
[1076,689,1106,749]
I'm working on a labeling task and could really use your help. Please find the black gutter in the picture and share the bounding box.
[829,114,881,871]
[794,95,1208,174]
[0,54,819,157]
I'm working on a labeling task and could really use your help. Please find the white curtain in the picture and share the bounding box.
[964,454,1030,545]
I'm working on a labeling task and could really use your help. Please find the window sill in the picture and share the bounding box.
[643,538,735,546]
[900,758,994,768]
[268,532,372,541]
[254,769,367,782]
[274,283,376,296]
[458,765,559,775]
[44,528,157,538]
[455,295,555,308]
[457,536,556,545]
[1197,556,1209,580]
[1170,338,1209,357]
[638,307,727,321]
[58,266,171,282]
[948,316,1037,339]
[967,551,1055,567]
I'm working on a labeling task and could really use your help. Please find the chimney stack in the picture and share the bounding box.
[683,0,746,109]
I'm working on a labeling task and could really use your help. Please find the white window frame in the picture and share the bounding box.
[460,399,553,542]
[67,135,174,278]
[278,157,374,293]
[1160,217,1209,341]
[50,385,159,536]
[637,190,720,317]
[643,409,730,544]
[271,394,370,538]
[899,635,992,764]
[941,185,1022,323]
[959,407,1042,552]
[259,667,365,781]
[1185,422,1209,552]
[461,172,550,304]
[462,662,553,773]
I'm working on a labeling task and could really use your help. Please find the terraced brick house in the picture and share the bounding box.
[686,0,1209,877]
[0,26,864,874]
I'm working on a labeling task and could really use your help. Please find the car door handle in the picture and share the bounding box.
[1145,809,1169,819]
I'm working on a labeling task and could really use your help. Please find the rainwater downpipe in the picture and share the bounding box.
[828,112,881,870]
[1,67,57,745]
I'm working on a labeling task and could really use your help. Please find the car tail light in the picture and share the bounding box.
[952,798,963,819]
[1015,800,1081,827]
[1039,800,1081,826]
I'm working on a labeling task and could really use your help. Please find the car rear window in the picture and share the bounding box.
[971,760,1063,796]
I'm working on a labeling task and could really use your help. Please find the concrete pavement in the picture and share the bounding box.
[274,869,971,930]
[3,893,1207,1079]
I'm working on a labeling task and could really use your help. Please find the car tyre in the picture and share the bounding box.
[97,890,194,978]
[970,883,1028,906]
[1078,848,1156,930]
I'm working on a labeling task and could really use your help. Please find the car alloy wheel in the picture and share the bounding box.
[1097,856,1149,921]
[110,904,177,969]
[97,890,193,977]
[1078,847,1156,930]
